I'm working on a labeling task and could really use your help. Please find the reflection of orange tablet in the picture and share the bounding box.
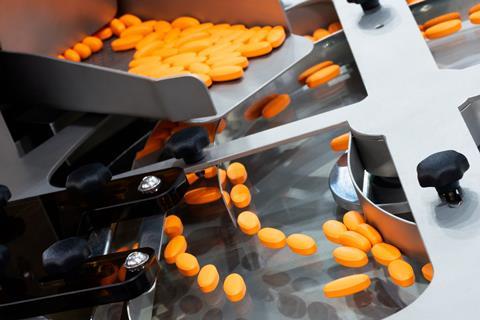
[306,64,341,89]
[298,61,334,82]
[262,94,291,119]
[244,94,279,121]
[184,187,222,205]
[424,19,462,40]
[422,12,461,29]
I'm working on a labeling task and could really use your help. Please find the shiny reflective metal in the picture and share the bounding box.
[138,176,161,194]
[124,251,149,271]
[328,152,361,211]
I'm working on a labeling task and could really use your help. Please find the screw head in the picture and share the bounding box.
[124,251,149,271]
[138,175,161,194]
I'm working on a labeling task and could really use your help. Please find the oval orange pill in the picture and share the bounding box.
[355,223,382,245]
[172,16,200,30]
[164,235,187,264]
[306,64,341,88]
[328,22,343,33]
[371,243,402,266]
[176,252,200,276]
[262,93,291,119]
[258,227,286,249]
[73,43,92,59]
[286,233,317,256]
[227,162,247,185]
[119,14,142,27]
[243,94,278,121]
[64,49,81,62]
[339,231,371,252]
[223,273,246,302]
[230,184,251,208]
[210,65,244,82]
[249,26,272,43]
[267,26,286,48]
[82,36,103,53]
[240,41,272,58]
[313,28,330,41]
[470,11,480,24]
[111,34,143,51]
[197,264,220,293]
[151,47,179,59]
[323,274,371,298]
[470,3,480,14]
[136,32,165,50]
[343,211,365,231]
[298,60,334,82]
[134,40,164,59]
[422,262,433,282]
[330,133,350,151]
[184,187,222,205]
[57,54,65,59]
[422,12,461,29]
[332,246,368,268]
[129,56,162,68]
[121,24,152,38]
[164,214,183,238]
[322,220,347,244]
[211,56,249,69]
[189,62,211,74]
[110,18,126,36]
[424,19,462,40]
[154,20,172,33]
[237,211,261,235]
[388,259,415,287]
[96,27,113,40]
[193,73,212,87]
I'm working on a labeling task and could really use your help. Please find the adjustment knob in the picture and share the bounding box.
[164,127,210,164]
[347,0,381,11]
[66,163,112,194]
[417,150,470,205]
[42,237,91,276]
[0,185,11,207]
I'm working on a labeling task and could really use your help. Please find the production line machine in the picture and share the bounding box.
[0,0,480,319]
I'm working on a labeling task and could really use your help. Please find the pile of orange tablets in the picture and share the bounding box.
[322,210,434,298]
[304,21,342,42]
[298,60,341,89]
[59,35,105,62]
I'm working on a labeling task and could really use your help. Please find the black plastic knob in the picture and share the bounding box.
[347,0,380,11]
[0,185,11,207]
[164,127,210,164]
[66,163,112,194]
[417,150,470,205]
[42,237,91,276]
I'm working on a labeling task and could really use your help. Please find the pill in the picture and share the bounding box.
[172,16,200,30]
[237,211,261,235]
[422,12,461,29]
[210,65,244,82]
[339,231,371,252]
[136,32,165,50]
[57,54,65,59]
[244,94,278,121]
[470,11,480,24]
[82,36,103,52]
[240,41,272,58]
[332,246,368,268]
[219,168,227,188]
[330,133,350,151]
[164,235,187,264]
[207,51,241,65]
[129,63,170,76]
[72,43,92,60]
[211,56,249,69]
[313,28,330,41]
[154,20,172,33]
[223,273,246,302]
[424,19,462,40]
[64,49,81,62]
[343,211,365,231]
[355,223,382,245]
[470,3,480,14]
[175,32,210,47]
[120,14,142,27]
[250,26,272,43]
[186,172,199,185]
[227,162,247,185]
[129,56,162,68]
[204,166,218,178]
[151,47,179,59]
[258,227,286,249]
[96,27,113,40]
[199,42,233,57]
[152,66,188,78]
[163,52,196,64]
[235,29,257,44]
[175,252,200,276]
[164,28,181,43]
[371,243,401,266]
[262,93,291,119]
[322,220,347,244]
[111,34,143,51]
[267,26,286,48]
[230,184,251,208]
[328,22,343,33]
[121,24,152,38]
[422,262,433,282]
[182,23,214,36]
[110,18,126,36]
[306,64,341,88]
[197,264,220,293]
[184,187,222,205]
[134,40,164,59]
[298,60,334,82]
[164,214,183,238]
[388,259,415,287]
[178,39,212,53]
[323,274,371,298]
[189,62,211,74]
[286,233,317,256]
[193,73,213,87]
[222,190,231,207]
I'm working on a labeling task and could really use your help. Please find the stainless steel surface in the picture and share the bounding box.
[0,0,116,55]
[329,152,362,211]
[287,0,339,35]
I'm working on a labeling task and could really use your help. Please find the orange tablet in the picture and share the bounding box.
[371,243,402,266]
[258,227,286,249]
[164,235,187,264]
[339,231,371,252]
[184,187,222,205]
[306,64,341,88]
[422,12,461,30]
[223,273,247,302]
[322,220,347,244]
[388,259,415,287]
[197,264,220,293]
[355,223,383,245]
[175,252,200,276]
[164,215,183,238]
[227,162,248,185]
[230,184,251,208]
[323,274,371,298]
[424,19,462,40]
[286,233,317,255]
[237,211,261,235]
[298,61,334,82]
[422,262,433,282]
[342,211,365,231]
[330,133,350,151]
[262,94,291,119]
[333,246,368,268]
